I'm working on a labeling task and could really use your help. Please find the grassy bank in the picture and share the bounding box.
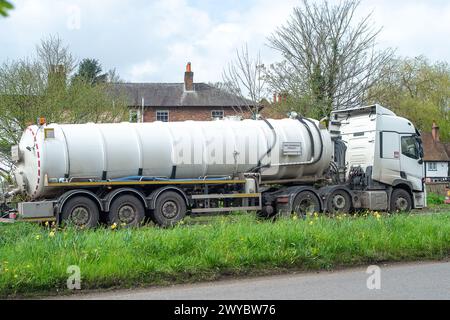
[1,211,450,297]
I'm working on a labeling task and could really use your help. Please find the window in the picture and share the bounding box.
[401,136,419,159]
[428,162,437,171]
[156,110,169,122]
[211,110,224,120]
[129,109,138,123]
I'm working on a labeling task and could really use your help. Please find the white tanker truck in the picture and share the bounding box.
[0,104,426,228]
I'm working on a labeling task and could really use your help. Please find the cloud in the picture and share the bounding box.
[0,0,449,84]
[128,60,159,82]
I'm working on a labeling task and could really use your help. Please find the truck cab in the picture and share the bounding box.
[330,104,425,211]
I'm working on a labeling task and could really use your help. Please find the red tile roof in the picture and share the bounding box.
[421,132,450,161]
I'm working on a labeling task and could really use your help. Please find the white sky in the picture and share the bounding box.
[1,0,449,83]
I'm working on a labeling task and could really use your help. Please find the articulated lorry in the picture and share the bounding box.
[0,104,426,228]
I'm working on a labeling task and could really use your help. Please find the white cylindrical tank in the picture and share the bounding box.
[13,118,332,199]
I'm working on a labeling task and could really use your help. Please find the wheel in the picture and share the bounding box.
[292,191,320,218]
[390,189,412,212]
[108,194,145,227]
[61,196,99,229]
[151,191,187,227]
[327,189,351,214]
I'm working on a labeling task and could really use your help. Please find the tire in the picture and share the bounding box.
[292,191,320,218]
[389,188,412,212]
[61,196,99,229]
[151,191,187,227]
[108,194,145,227]
[327,190,351,215]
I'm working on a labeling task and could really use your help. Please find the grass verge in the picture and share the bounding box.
[1,211,450,298]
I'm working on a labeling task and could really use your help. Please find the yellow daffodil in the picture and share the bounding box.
[49,231,55,237]
[111,223,117,230]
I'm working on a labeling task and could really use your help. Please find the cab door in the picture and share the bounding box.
[399,134,424,191]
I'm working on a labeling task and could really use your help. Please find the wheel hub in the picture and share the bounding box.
[297,199,315,216]
[162,201,178,219]
[118,204,136,223]
[70,206,90,226]
[395,197,408,211]
[332,195,346,210]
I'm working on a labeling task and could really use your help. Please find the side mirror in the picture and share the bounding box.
[418,159,423,165]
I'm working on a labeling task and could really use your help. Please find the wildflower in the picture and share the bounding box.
[309,220,314,225]
[121,223,126,227]
[26,264,31,269]
[35,235,41,240]
[14,274,18,279]
[292,215,298,221]
[111,223,117,230]
[49,231,55,237]
[45,221,49,227]
[314,212,319,218]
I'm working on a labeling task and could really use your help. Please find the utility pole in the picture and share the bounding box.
[141,97,145,123]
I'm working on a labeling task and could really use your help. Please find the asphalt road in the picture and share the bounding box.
[54,260,450,300]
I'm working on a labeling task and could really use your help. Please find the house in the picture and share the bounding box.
[112,63,259,122]
[422,121,450,182]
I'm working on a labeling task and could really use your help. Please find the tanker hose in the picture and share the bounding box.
[301,117,324,166]
[249,117,277,173]
[4,188,20,199]
[296,116,315,162]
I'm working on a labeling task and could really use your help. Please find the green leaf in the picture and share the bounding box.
[0,0,14,17]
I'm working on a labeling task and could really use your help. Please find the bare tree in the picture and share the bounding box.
[267,0,393,117]
[222,44,266,117]
[36,34,77,76]
[0,36,128,170]
[106,68,122,83]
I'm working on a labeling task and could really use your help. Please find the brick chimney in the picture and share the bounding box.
[184,62,194,91]
[48,64,66,90]
[432,121,440,142]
